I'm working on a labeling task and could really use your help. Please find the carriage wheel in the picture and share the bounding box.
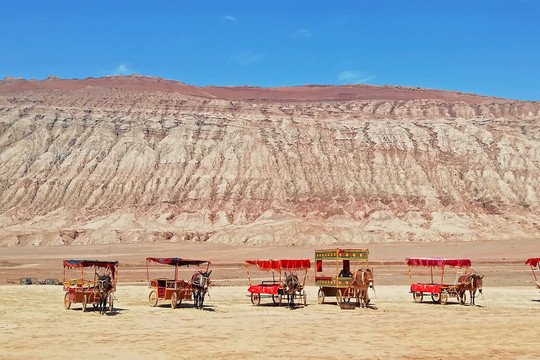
[251,293,261,306]
[64,292,71,310]
[431,293,441,303]
[171,292,178,309]
[82,295,87,312]
[272,294,282,305]
[108,293,114,312]
[336,290,343,306]
[440,290,449,305]
[148,290,158,307]
[317,288,325,304]
[413,291,423,303]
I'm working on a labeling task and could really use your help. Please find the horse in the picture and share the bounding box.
[96,274,112,314]
[457,273,484,306]
[349,268,374,308]
[191,270,212,309]
[283,272,300,308]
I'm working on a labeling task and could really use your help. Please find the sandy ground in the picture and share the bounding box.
[0,285,539,360]
[0,239,539,359]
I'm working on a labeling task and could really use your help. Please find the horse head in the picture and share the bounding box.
[284,272,299,293]
[97,274,112,293]
[193,270,212,290]
[365,268,374,288]
[473,274,484,294]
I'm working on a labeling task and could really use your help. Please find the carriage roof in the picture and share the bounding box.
[63,260,118,278]
[406,258,471,268]
[315,248,368,261]
[245,259,311,271]
[526,258,540,267]
[146,257,210,267]
[63,260,118,269]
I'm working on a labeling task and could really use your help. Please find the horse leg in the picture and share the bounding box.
[199,291,205,309]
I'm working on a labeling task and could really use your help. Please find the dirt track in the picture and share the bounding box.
[0,284,538,360]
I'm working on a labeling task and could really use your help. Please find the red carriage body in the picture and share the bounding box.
[407,257,471,305]
[245,259,311,306]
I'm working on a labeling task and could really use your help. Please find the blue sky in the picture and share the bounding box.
[1,1,539,100]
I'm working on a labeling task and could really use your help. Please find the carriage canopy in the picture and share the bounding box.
[406,258,471,268]
[63,260,118,276]
[146,257,210,267]
[526,258,540,267]
[245,259,311,271]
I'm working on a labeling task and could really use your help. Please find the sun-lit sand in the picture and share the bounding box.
[0,239,539,359]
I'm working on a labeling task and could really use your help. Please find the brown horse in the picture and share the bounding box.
[283,272,300,308]
[457,273,484,306]
[191,270,212,310]
[348,268,374,308]
[96,274,112,314]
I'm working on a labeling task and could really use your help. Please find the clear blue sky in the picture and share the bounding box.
[1,0,539,100]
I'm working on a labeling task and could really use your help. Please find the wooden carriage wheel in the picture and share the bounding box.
[250,293,261,306]
[440,290,449,305]
[272,294,282,305]
[413,291,423,303]
[82,295,87,312]
[336,290,343,305]
[171,292,178,309]
[431,293,440,303]
[148,290,158,307]
[317,288,325,304]
[64,292,71,310]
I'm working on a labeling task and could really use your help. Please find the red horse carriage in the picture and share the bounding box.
[245,259,310,307]
[146,257,212,309]
[407,257,472,305]
[525,258,540,289]
[62,260,118,313]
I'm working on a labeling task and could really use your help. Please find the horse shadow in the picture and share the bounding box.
[87,307,127,316]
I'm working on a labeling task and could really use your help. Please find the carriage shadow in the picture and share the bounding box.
[531,299,540,303]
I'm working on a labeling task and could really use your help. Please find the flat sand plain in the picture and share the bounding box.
[0,239,539,359]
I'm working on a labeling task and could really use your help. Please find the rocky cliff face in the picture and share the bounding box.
[0,75,538,246]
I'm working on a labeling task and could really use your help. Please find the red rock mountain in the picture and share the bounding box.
[0,75,538,246]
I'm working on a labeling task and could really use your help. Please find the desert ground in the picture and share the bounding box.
[0,239,539,359]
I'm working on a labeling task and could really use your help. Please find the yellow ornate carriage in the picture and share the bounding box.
[315,248,369,305]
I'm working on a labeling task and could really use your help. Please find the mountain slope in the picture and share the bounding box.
[0,75,538,246]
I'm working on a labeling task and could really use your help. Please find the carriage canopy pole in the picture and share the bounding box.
[408,266,412,285]
[441,266,445,284]
[531,265,539,282]
[245,263,252,287]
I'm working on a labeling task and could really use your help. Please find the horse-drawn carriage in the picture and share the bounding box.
[525,258,540,289]
[146,257,212,309]
[245,259,311,307]
[407,257,477,305]
[315,248,373,308]
[62,260,118,314]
